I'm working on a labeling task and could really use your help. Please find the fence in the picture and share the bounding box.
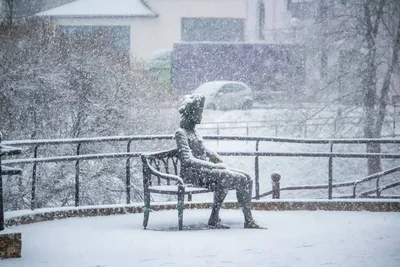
[1,134,400,214]
[263,166,400,199]
[0,133,22,231]
[197,115,399,138]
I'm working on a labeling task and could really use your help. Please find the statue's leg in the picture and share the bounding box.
[234,172,254,223]
[231,171,265,229]
[208,185,229,227]
[200,168,264,228]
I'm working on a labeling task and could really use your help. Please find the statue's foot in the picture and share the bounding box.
[244,220,266,229]
[208,216,230,229]
[208,222,230,229]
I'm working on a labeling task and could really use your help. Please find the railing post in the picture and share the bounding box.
[393,118,396,138]
[75,143,81,207]
[328,142,333,199]
[352,183,357,198]
[333,119,337,137]
[376,175,381,198]
[31,145,39,210]
[271,172,281,199]
[304,121,307,138]
[0,132,4,231]
[255,140,260,199]
[246,122,249,136]
[217,124,220,145]
[393,104,396,137]
[125,140,132,204]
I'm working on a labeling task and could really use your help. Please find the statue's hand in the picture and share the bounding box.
[213,155,223,163]
[214,163,227,169]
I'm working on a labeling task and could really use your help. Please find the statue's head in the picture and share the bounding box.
[179,94,205,127]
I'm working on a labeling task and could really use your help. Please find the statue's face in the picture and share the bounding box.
[182,106,203,126]
[193,111,202,124]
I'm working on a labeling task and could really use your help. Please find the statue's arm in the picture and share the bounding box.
[205,148,223,163]
[175,129,222,169]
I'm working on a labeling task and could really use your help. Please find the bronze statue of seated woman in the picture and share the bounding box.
[175,94,265,229]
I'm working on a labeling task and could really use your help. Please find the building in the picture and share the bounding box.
[36,0,248,61]
[34,0,400,100]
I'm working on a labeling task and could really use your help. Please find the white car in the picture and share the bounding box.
[193,81,254,110]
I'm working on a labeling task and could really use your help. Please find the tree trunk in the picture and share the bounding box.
[366,142,382,175]
[362,1,383,175]
[368,6,400,175]
[375,15,400,135]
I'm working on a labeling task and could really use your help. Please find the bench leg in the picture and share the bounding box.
[143,190,151,229]
[177,185,185,230]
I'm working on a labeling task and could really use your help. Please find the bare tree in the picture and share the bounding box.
[1,18,180,210]
[296,0,400,174]
[354,0,399,174]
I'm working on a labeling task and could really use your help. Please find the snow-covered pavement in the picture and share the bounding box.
[2,209,400,267]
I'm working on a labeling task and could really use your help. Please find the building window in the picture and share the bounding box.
[181,17,245,42]
[288,0,316,20]
[61,25,130,58]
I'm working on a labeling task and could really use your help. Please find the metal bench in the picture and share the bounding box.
[141,149,214,230]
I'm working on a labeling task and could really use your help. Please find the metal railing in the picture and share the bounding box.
[0,132,22,231]
[260,165,400,199]
[2,135,174,210]
[198,116,399,138]
[1,135,400,212]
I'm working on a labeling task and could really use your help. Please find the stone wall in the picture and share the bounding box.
[5,200,400,227]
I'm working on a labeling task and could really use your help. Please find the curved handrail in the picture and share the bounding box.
[142,156,184,185]
[353,166,400,197]
[379,181,400,194]
[257,180,360,199]
[257,165,400,199]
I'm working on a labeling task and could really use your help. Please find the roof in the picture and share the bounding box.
[35,0,158,18]
[199,81,248,87]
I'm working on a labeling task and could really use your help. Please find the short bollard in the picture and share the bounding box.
[271,172,281,199]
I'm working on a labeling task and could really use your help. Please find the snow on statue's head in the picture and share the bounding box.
[179,94,205,127]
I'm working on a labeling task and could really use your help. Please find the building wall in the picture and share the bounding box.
[57,0,246,61]
[246,0,293,42]
[130,0,247,61]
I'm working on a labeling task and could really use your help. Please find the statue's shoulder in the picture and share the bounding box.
[175,128,186,137]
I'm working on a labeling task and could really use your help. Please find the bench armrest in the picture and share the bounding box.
[141,149,178,159]
[142,156,184,185]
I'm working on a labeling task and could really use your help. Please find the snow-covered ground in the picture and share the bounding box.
[2,209,400,267]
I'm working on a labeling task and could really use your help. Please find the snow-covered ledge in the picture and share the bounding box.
[4,199,400,227]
